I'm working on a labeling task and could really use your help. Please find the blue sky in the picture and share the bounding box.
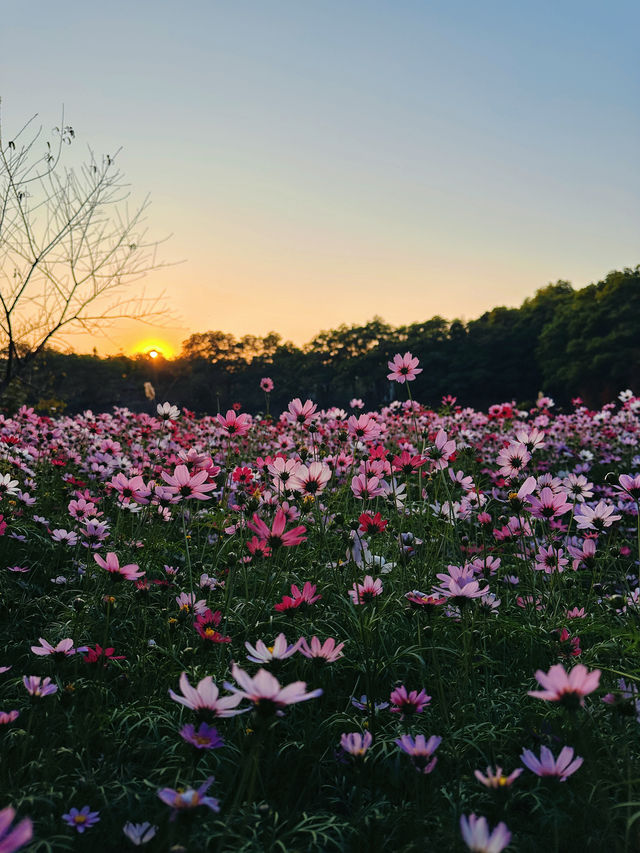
[2,0,638,354]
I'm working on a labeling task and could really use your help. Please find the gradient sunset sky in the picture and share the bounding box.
[2,0,639,357]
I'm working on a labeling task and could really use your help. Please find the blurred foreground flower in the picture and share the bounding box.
[460,814,511,852]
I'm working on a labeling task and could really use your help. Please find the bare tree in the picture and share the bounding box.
[0,102,168,394]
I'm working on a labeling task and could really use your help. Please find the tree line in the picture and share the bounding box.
[5,266,639,415]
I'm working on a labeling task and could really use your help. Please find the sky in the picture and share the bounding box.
[1,0,639,357]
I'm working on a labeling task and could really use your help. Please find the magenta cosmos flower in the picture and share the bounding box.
[0,806,32,852]
[94,552,145,581]
[387,352,422,383]
[62,806,100,833]
[390,685,431,716]
[285,398,318,426]
[528,663,600,708]
[460,814,511,852]
[246,508,307,551]
[260,377,274,392]
[520,745,583,781]
[224,663,322,715]
[169,672,245,716]
[395,734,441,774]
[160,465,216,500]
[157,777,220,820]
[216,409,251,436]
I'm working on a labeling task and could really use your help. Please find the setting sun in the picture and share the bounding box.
[131,339,176,360]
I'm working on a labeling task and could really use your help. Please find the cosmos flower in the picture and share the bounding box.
[22,676,58,697]
[94,552,145,581]
[224,663,322,715]
[0,806,33,852]
[122,821,158,846]
[179,722,224,750]
[395,734,441,774]
[528,663,600,708]
[297,636,345,663]
[348,575,383,604]
[157,777,220,820]
[387,352,422,383]
[520,745,583,781]
[340,732,373,757]
[245,633,299,663]
[389,685,431,716]
[62,806,100,834]
[168,672,244,716]
[474,765,523,789]
[459,814,511,852]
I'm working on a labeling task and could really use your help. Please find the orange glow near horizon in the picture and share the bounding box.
[131,338,177,360]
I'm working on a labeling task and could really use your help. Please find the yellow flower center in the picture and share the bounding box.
[73,815,87,825]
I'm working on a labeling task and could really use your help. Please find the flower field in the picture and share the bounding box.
[2,362,640,852]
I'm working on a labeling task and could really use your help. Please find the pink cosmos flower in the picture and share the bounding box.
[340,731,372,757]
[526,487,572,520]
[520,745,583,781]
[31,638,85,658]
[297,636,345,662]
[349,575,383,604]
[109,473,151,505]
[285,398,318,426]
[246,508,307,551]
[244,633,299,664]
[427,429,456,471]
[534,545,568,574]
[216,410,251,437]
[389,685,431,716]
[460,814,511,853]
[168,672,245,716]
[158,777,219,820]
[274,582,321,612]
[617,473,640,501]
[175,592,208,615]
[290,462,332,496]
[528,663,600,708]
[94,552,145,581]
[23,676,58,697]
[396,734,441,774]
[497,443,531,479]
[574,501,622,531]
[260,377,274,393]
[160,465,216,500]
[268,457,302,492]
[224,663,322,715]
[387,352,422,383]
[0,711,19,725]
[0,806,33,852]
[347,414,381,442]
[350,473,386,500]
[474,765,523,788]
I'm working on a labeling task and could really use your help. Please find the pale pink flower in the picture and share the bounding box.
[474,765,523,788]
[460,814,511,853]
[340,731,373,756]
[31,638,84,657]
[528,663,600,707]
[160,465,216,500]
[168,672,245,716]
[224,663,322,714]
[285,398,318,426]
[574,501,621,531]
[23,675,58,697]
[245,633,299,663]
[351,473,386,500]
